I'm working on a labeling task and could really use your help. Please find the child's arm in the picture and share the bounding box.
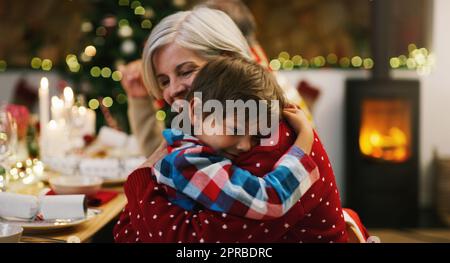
[153,110,319,219]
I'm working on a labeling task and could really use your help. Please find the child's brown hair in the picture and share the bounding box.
[186,56,287,121]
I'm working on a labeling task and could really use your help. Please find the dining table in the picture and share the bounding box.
[4,176,127,243]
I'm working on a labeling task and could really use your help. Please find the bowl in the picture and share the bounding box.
[0,223,23,243]
[49,176,103,196]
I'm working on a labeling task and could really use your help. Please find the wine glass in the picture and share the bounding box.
[0,105,18,191]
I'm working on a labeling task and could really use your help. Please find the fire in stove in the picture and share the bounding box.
[358,99,411,162]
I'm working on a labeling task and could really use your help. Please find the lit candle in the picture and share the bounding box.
[52,96,64,121]
[45,120,68,157]
[51,96,65,121]
[63,86,74,109]
[39,77,49,157]
[77,106,96,136]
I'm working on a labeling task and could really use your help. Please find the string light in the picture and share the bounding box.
[327,53,338,64]
[81,21,93,33]
[84,45,97,57]
[363,58,374,69]
[118,0,130,6]
[339,57,350,68]
[134,6,145,15]
[31,57,42,69]
[90,66,101,77]
[7,159,45,185]
[101,67,112,78]
[291,55,302,66]
[130,1,141,9]
[269,59,281,71]
[391,44,435,75]
[390,57,400,68]
[351,56,363,67]
[141,19,152,29]
[102,97,114,108]
[118,19,129,27]
[283,60,294,70]
[156,110,166,121]
[89,99,100,110]
[0,60,6,72]
[116,94,128,104]
[41,59,53,71]
[269,51,375,71]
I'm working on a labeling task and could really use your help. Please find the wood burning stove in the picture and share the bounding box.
[345,0,419,227]
[345,79,419,227]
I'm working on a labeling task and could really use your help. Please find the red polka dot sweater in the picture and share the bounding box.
[113,121,348,243]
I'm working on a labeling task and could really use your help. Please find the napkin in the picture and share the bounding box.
[79,158,120,178]
[42,155,80,175]
[98,126,128,148]
[0,192,39,219]
[122,156,146,176]
[39,195,87,220]
[46,189,118,207]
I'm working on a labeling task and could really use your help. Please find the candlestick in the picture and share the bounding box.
[39,77,49,157]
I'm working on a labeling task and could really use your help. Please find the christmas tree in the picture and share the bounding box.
[64,0,180,133]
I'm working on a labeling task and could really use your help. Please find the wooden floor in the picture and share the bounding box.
[367,213,450,242]
[369,228,450,243]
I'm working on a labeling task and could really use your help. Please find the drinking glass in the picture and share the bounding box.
[0,104,18,191]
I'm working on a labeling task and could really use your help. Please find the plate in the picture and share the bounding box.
[0,208,101,232]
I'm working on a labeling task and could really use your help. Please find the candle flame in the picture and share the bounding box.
[40,77,49,90]
[64,86,74,101]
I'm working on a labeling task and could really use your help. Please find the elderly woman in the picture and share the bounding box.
[114,7,347,243]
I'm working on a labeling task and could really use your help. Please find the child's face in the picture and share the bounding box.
[195,116,259,160]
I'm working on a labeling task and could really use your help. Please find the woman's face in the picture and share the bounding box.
[153,43,208,105]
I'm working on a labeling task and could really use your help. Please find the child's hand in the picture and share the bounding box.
[282,108,314,154]
[139,141,168,168]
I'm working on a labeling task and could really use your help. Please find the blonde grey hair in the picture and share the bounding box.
[142,7,252,99]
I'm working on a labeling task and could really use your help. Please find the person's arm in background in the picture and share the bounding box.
[119,60,163,156]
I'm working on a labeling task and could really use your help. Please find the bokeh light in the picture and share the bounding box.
[41,59,53,71]
[90,66,101,77]
[134,6,145,15]
[101,67,112,78]
[363,58,374,69]
[327,53,338,65]
[269,59,281,71]
[102,97,113,108]
[84,45,97,57]
[112,71,123,81]
[156,110,166,121]
[141,19,152,29]
[339,57,350,68]
[88,99,100,110]
[351,56,363,67]
[31,57,42,69]
[0,60,6,72]
[116,93,128,104]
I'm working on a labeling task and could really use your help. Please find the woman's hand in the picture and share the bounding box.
[282,107,314,154]
[139,141,168,168]
[119,59,149,98]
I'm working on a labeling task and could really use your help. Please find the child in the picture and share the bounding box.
[153,57,319,219]
[114,58,347,243]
